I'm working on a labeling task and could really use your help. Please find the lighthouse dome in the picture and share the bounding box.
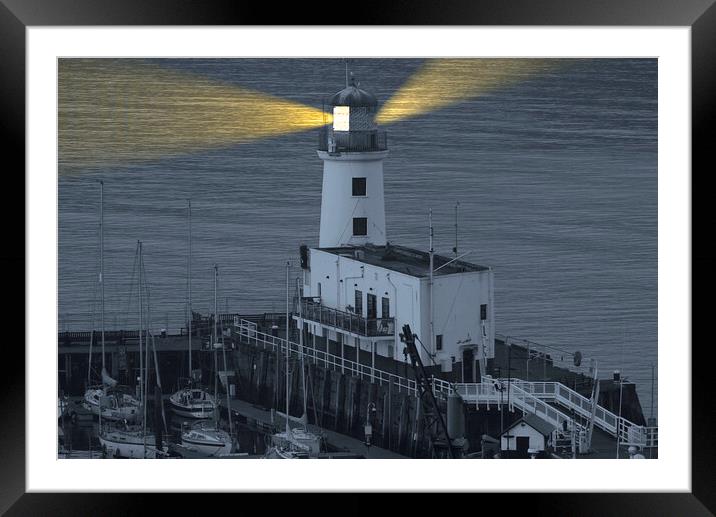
[329,81,378,108]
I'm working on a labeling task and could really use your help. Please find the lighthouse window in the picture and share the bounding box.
[381,297,390,319]
[333,106,350,131]
[436,334,443,351]
[353,217,367,236]
[352,177,367,196]
[480,304,488,321]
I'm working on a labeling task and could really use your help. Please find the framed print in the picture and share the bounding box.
[3,0,714,513]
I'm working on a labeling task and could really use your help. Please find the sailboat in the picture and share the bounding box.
[98,240,168,459]
[265,263,322,459]
[169,200,217,420]
[176,264,237,458]
[81,181,140,423]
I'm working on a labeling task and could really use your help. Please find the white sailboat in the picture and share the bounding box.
[170,200,217,420]
[99,240,168,459]
[178,420,232,458]
[265,262,322,459]
[81,181,140,422]
[177,264,237,458]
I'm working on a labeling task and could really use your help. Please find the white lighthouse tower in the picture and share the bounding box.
[317,77,388,248]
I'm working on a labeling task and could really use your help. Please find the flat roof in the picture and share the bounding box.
[316,244,490,278]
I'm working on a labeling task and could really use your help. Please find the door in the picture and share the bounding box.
[462,348,474,383]
[367,293,377,319]
[516,436,530,456]
[366,293,377,335]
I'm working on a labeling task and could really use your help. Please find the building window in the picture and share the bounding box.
[436,334,443,351]
[352,177,367,196]
[480,304,487,321]
[367,293,377,319]
[381,297,390,319]
[354,290,363,315]
[353,217,367,236]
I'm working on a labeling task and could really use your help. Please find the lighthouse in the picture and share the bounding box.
[317,76,388,248]
[300,76,495,379]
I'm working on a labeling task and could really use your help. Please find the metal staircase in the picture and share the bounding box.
[456,377,658,450]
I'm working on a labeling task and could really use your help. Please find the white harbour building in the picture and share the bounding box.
[298,78,495,380]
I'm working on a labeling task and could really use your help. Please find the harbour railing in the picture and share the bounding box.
[459,377,658,449]
[234,319,421,395]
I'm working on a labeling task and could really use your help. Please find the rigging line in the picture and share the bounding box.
[370,219,386,237]
[121,244,140,330]
[335,198,361,245]
[437,273,466,335]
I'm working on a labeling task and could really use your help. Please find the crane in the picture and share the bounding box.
[399,324,456,458]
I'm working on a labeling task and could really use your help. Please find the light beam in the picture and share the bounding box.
[376,59,554,125]
[59,60,330,170]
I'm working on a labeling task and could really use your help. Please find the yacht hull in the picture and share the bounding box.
[99,431,167,459]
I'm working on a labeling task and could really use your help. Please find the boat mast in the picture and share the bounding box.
[213,264,219,424]
[138,241,144,409]
[140,242,150,455]
[285,261,290,435]
[151,332,168,436]
[216,265,233,438]
[187,200,192,382]
[97,181,104,432]
[298,276,307,430]
[100,180,106,377]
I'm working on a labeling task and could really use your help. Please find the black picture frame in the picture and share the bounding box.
[3,0,712,513]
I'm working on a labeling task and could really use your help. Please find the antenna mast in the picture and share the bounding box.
[453,201,460,258]
[429,209,434,357]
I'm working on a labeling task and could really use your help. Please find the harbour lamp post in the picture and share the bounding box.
[615,370,625,459]
[365,402,377,448]
[494,366,505,434]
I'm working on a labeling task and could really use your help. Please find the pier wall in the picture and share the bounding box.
[230,339,437,457]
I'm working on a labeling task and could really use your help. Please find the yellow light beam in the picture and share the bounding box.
[376,59,555,125]
[59,59,331,170]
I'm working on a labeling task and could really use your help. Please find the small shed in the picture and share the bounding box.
[500,414,557,458]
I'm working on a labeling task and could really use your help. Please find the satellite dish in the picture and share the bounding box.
[573,351,582,367]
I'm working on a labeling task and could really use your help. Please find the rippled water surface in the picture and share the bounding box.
[58,58,657,416]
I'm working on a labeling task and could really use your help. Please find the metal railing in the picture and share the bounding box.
[299,298,395,337]
[234,319,418,395]
[462,377,658,448]
[318,127,387,153]
[454,381,589,453]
